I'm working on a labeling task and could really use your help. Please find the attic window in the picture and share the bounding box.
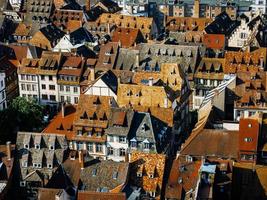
[244,137,253,142]
[112,171,118,179]
[149,174,154,178]
[47,164,53,169]
[137,172,142,177]
[92,168,97,176]
[35,144,40,149]
[186,155,193,162]
[24,144,29,149]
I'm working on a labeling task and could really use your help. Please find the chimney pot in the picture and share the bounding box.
[90,67,95,81]
[61,102,65,118]
[78,150,84,169]
[6,141,11,160]
[148,77,153,86]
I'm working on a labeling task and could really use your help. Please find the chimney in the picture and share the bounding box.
[6,141,11,160]
[86,0,91,11]
[90,67,95,81]
[164,97,168,108]
[135,51,140,68]
[107,23,110,35]
[78,150,84,169]
[193,0,200,18]
[260,57,264,69]
[118,76,121,84]
[148,77,153,86]
[43,175,49,186]
[123,0,126,12]
[61,102,65,118]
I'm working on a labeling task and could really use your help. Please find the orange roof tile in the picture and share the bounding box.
[42,105,76,140]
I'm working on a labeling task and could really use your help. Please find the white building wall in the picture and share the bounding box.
[58,84,80,104]
[39,75,59,105]
[107,135,128,162]
[0,73,7,110]
[228,17,259,48]
[18,74,40,101]
[85,79,117,101]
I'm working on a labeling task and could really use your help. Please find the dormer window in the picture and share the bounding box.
[186,155,193,162]
[137,172,142,177]
[47,163,53,169]
[23,161,28,168]
[78,130,83,136]
[24,144,29,149]
[35,144,40,149]
[119,136,126,143]
[49,145,54,150]
[149,174,154,178]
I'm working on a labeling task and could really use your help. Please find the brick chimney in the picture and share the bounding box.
[193,0,200,18]
[90,67,95,81]
[135,51,140,68]
[6,141,11,160]
[78,150,84,169]
[85,0,91,11]
[61,102,65,118]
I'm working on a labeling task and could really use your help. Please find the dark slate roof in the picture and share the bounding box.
[85,6,106,21]
[100,70,118,93]
[16,132,68,181]
[40,24,65,44]
[76,45,96,58]
[205,12,240,36]
[70,27,95,44]
[79,159,129,191]
[256,24,267,47]
[61,1,82,10]
[115,43,198,73]
[99,0,120,12]
[105,107,135,136]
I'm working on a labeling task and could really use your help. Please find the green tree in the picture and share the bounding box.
[0,97,44,144]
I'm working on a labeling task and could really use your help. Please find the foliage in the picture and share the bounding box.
[0,97,44,144]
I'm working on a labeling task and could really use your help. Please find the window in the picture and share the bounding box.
[109,136,114,142]
[108,147,114,155]
[74,87,78,93]
[66,96,71,103]
[26,84,31,91]
[21,75,25,80]
[119,136,126,143]
[78,130,83,136]
[41,84,46,90]
[240,32,247,39]
[26,75,31,81]
[244,137,253,142]
[49,85,55,90]
[42,94,48,100]
[0,80,3,88]
[66,86,70,92]
[144,143,150,149]
[49,75,53,81]
[119,148,126,156]
[33,95,38,99]
[88,143,93,152]
[47,164,52,169]
[60,85,64,91]
[32,75,36,81]
[41,75,45,80]
[20,181,26,187]
[74,97,78,104]
[96,143,102,152]
[60,96,64,102]
[50,95,56,101]
[131,141,137,148]
[21,84,25,91]
[32,85,37,91]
